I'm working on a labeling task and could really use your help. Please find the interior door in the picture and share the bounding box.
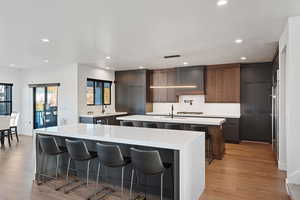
[33,86,58,129]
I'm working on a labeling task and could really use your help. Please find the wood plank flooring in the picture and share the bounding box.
[200,142,289,200]
[0,136,289,200]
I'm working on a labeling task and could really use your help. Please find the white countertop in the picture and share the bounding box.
[80,112,127,118]
[33,123,202,150]
[117,115,226,126]
[146,112,240,119]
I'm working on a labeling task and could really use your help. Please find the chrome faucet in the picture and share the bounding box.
[101,104,105,114]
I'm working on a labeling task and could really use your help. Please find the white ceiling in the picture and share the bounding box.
[0,0,300,70]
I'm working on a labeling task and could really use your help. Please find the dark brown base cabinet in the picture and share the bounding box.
[223,118,240,144]
[79,116,122,125]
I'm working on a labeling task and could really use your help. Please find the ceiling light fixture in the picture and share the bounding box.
[105,56,111,60]
[139,66,144,69]
[44,59,49,63]
[105,67,110,70]
[41,38,50,43]
[235,39,243,44]
[217,0,228,6]
[240,57,247,60]
[183,62,189,66]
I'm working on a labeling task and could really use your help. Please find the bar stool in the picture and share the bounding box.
[142,122,157,128]
[120,121,133,127]
[129,148,172,200]
[164,123,181,130]
[94,143,131,198]
[65,139,97,194]
[132,121,143,127]
[191,125,213,164]
[38,135,67,190]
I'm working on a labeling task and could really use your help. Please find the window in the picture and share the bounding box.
[86,79,112,105]
[0,83,13,115]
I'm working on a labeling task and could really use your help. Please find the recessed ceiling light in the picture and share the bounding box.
[105,67,110,70]
[139,66,144,69]
[235,39,243,44]
[41,38,50,43]
[9,64,15,67]
[240,57,247,60]
[183,62,189,66]
[105,56,111,60]
[217,0,228,6]
[44,59,49,63]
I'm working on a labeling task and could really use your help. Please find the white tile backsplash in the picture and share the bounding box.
[153,95,240,115]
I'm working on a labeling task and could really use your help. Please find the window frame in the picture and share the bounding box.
[0,83,13,116]
[86,78,112,106]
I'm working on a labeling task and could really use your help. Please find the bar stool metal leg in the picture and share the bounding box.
[66,157,71,183]
[37,153,45,185]
[130,169,135,200]
[86,160,90,186]
[55,155,59,179]
[121,167,124,196]
[160,173,164,200]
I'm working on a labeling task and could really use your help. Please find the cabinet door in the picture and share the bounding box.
[157,70,168,102]
[205,64,240,103]
[205,68,217,102]
[222,67,240,102]
[167,69,177,102]
[151,71,160,102]
[223,118,240,143]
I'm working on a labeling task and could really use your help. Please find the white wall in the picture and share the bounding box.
[20,64,78,135]
[279,16,300,184]
[278,26,288,171]
[153,95,240,116]
[78,64,115,115]
[0,66,22,115]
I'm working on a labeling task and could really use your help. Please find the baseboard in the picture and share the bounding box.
[287,170,300,185]
[279,161,287,171]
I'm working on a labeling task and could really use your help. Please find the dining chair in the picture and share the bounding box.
[0,116,12,147]
[10,112,20,142]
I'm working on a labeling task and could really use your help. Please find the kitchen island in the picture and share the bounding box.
[117,115,226,159]
[79,112,127,125]
[33,123,204,200]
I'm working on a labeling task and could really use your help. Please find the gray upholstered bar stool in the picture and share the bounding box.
[164,123,181,130]
[132,121,143,127]
[142,122,157,128]
[94,143,131,198]
[191,125,213,164]
[120,121,133,127]
[38,135,67,190]
[129,148,172,200]
[64,139,97,194]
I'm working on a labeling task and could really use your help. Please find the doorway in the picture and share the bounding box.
[33,86,58,129]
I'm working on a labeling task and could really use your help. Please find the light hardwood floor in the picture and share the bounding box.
[0,136,289,200]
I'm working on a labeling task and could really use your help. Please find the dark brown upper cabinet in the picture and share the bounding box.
[115,69,153,114]
[150,69,177,102]
[205,64,240,103]
[150,66,205,103]
[176,66,205,96]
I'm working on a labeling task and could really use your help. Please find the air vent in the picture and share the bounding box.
[164,55,181,59]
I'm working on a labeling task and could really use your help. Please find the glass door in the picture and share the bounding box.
[33,86,58,129]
